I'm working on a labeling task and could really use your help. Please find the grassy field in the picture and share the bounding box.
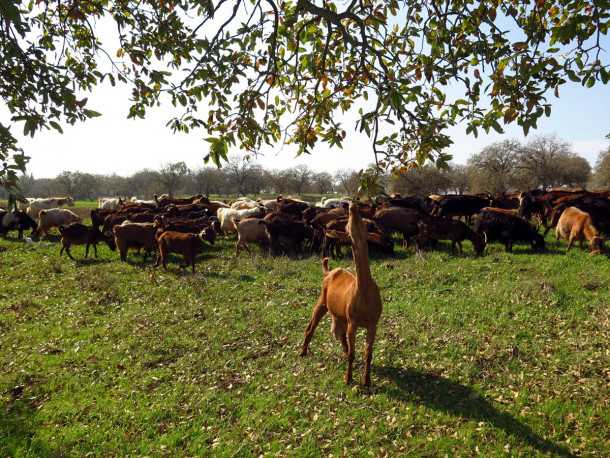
[0,206,609,457]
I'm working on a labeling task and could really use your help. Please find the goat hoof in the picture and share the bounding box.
[299,350,308,357]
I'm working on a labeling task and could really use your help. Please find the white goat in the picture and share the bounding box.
[217,206,265,234]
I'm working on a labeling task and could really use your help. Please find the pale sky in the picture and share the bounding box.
[4,10,610,178]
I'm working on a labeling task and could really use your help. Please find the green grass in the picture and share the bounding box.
[1,209,609,456]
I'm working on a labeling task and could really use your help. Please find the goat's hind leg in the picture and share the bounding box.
[331,316,348,356]
[300,294,328,357]
[363,325,377,387]
[345,321,357,385]
[65,245,76,261]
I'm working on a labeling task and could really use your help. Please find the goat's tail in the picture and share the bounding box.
[321,257,330,276]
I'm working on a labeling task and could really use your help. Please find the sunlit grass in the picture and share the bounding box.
[0,209,608,456]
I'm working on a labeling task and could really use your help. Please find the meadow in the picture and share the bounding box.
[0,203,609,457]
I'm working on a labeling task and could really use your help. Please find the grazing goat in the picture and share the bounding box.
[259,198,281,212]
[387,195,434,214]
[155,194,204,207]
[154,215,219,238]
[475,208,545,252]
[317,197,350,208]
[277,197,310,216]
[155,230,212,273]
[90,209,115,230]
[232,217,270,256]
[201,200,230,216]
[416,217,486,256]
[555,207,604,255]
[26,197,74,218]
[300,203,382,387]
[549,197,610,235]
[261,212,313,257]
[491,192,520,210]
[130,198,157,206]
[0,210,38,239]
[322,227,393,258]
[59,223,116,259]
[217,206,265,234]
[230,198,259,210]
[310,207,347,226]
[373,206,424,247]
[112,222,158,262]
[98,197,122,210]
[433,195,490,224]
[37,208,81,238]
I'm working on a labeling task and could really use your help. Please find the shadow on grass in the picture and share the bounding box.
[378,366,575,458]
[74,257,112,266]
[0,234,35,243]
[0,400,54,456]
[38,234,61,243]
[484,243,564,256]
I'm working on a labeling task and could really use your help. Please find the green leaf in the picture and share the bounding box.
[205,137,229,168]
[84,109,102,118]
[49,121,64,134]
[491,121,504,134]
[0,2,21,24]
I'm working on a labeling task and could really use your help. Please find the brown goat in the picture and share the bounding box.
[155,230,211,273]
[301,203,382,387]
[112,222,158,262]
[417,217,486,256]
[555,207,604,255]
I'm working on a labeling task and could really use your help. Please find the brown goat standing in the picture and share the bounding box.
[300,203,382,387]
[555,206,604,255]
[155,230,211,273]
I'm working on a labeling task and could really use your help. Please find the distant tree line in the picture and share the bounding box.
[1,135,608,201]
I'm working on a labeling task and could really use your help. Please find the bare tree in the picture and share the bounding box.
[592,147,610,188]
[286,165,312,195]
[267,169,291,194]
[225,155,265,196]
[55,171,76,196]
[517,136,578,189]
[388,165,453,196]
[72,172,101,200]
[191,167,227,196]
[468,140,520,192]
[128,169,162,198]
[159,162,189,197]
[334,170,360,196]
[555,155,591,188]
[311,172,334,195]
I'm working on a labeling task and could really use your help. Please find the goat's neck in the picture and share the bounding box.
[351,235,373,286]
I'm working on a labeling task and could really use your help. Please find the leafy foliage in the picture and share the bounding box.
[1,0,609,187]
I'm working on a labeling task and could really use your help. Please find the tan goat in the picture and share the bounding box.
[300,202,382,387]
[555,207,604,255]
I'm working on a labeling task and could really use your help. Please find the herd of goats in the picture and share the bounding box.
[2,189,609,386]
[1,188,609,272]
